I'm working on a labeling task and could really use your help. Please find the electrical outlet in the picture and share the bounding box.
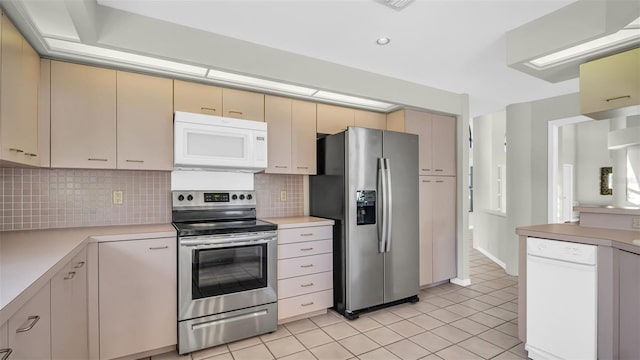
[632,218,640,229]
[112,190,123,205]
[280,190,287,202]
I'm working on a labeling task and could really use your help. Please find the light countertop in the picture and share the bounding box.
[516,223,640,254]
[0,223,175,324]
[262,216,335,229]
[574,205,640,216]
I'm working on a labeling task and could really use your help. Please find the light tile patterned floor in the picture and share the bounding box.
[152,248,527,360]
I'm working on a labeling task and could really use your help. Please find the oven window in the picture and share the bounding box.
[192,244,267,299]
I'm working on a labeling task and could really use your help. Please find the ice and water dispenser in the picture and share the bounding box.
[356,190,376,225]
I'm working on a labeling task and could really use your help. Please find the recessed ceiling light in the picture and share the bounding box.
[376,37,391,45]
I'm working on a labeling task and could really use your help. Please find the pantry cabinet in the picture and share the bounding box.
[619,249,640,358]
[354,109,386,130]
[116,71,173,170]
[51,249,88,360]
[173,80,222,116]
[222,88,264,121]
[7,282,51,360]
[98,237,176,360]
[0,12,40,167]
[265,95,316,174]
[50,61,117,169]
[317,103,354,134]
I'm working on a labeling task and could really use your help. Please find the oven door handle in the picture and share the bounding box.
[180,235,274,248]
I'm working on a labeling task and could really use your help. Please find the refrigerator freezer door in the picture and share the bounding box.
[382,131,420,304]
[346,127,384,312]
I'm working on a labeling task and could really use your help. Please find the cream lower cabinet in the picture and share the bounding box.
[419,176,457,286]
[51,248,88,360]
[276,225,333,323]
[98,237,176,360]
[7,282,51,360]
[0,322,8,359]
[265,95,316,174]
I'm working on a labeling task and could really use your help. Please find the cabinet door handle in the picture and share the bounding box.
[74,261,85,269]
[126,159,144,163]
[300,247,314,251]
[300,282,314,287]
[421,168,430,171]
[88,158,108,162]
[297,166,309,169]
[436,180,444,183]
[149,246,169,250]
[9,148,24,153]
[16,316,40,333]
[605,95,631,102]
[300,264,314,268]
[0,348,12,360]
[301,302,314,307]
[24,153,37,157]
[201,107,217,112]
[64,271,76,280]
[422,180,432,183]
[299,233,314,237]
[228,110,243,115]
[275,165,288,169]
[435,169,444,172]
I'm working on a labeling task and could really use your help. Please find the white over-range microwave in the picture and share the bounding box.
[174,111,267,172]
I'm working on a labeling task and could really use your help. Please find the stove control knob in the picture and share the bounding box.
[178,195,184,201]
[239,194,245,200]
[247,194,253,200]
[187,195,193,201]
[232,194,238,200]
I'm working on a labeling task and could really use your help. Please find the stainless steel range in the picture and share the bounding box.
[172,190,278,354]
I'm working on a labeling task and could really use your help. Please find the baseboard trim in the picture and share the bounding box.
[474,245,507,270]
[451,278,471,287]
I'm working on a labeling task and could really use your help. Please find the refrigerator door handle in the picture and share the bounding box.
[378,158,387,253]
[384,158,393,252]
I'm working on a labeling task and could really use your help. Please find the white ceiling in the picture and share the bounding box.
[9,0,589,118]
[93,0,580,118]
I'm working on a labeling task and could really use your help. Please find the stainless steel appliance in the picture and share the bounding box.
[310,127,420,319]
[173,190,278,354]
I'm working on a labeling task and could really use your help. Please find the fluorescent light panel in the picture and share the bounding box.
[45,38,208,76]
[313,90,394,110]
[206,69,317,96]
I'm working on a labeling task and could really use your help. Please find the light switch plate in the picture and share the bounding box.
[280,190,287,202]
[632,218,640,229]
[113,190,123,205]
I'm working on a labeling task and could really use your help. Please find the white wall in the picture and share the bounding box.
[573,120,612,205]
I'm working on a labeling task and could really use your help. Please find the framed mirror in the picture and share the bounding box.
[600,167,613,195]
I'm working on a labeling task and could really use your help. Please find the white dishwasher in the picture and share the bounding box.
[526,237,597,360]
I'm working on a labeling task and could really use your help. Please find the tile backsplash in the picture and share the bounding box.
[0,168,304,231]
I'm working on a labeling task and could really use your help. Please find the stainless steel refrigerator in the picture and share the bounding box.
[310,127,420,319]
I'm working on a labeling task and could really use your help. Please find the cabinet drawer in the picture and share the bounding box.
[278,226,332,244]
[278,253,333,279]
[278,289,333,320]
[278,239,332,259]
[278,271,333,299]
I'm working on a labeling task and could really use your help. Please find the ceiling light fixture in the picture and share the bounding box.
[44,38,208,76]
[374,0,415,11]
[528,16,640,69]
[313,91,395,111]
[206,69,317,96]
[376,37,391,45]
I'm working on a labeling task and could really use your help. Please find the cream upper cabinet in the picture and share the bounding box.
[265,95,316,175]
[354,109,386,130]
[117,71,173,170]
[387,109,456,176]
[51,61,117,169]
[174,80,222,116]
[316,103,354,134]
[580,48,640,120]
[0,13,40,167]
[8,282,51,360]
[222,88,265,121]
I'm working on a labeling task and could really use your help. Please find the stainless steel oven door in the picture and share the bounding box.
[178,231,277,321]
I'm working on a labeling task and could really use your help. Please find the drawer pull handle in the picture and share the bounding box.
[64,271,76,280]
[25,152,37,157]
[300,247,314,251]
[201,107,217,112]
[435,169,444,172]
[275,165,288,169]
[228,110,244,115]
[74,261,85,269]
[9,148,24,153]
[605,95,631,102]
[149,246,169,250]
[126,159,144,163]
[421,168,430,171]
[436,180,444,183]
[88,158,108,162]
[299,233,314,237]
[301,302,314,307]
[301,282,314,287]
[300,264,314,268]
[422,180,431,183]
[0,348,12,360]
[297,166,309,169]
[16,316,40,333]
